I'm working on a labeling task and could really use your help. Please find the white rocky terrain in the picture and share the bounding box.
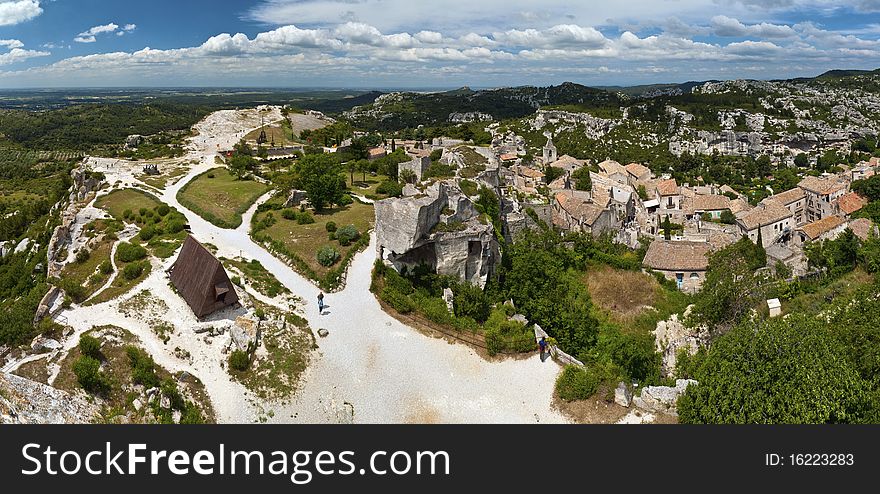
[3,107,569,424]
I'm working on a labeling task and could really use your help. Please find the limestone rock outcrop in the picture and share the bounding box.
[632,379,698,416]
[375,181,500,288]
[0,372,100,424]
[652,307,709,377]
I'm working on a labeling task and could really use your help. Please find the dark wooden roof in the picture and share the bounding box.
[169,236,239,318]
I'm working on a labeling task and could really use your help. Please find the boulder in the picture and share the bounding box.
[317,328,330,338]
[283,189,308,208]
[442,288,455,314]
[614,382,633,408]
[30,336,61,353]
[652,308,708,377]
[1,372,99,424]
[633,379,697,415]
[231,316,260,351]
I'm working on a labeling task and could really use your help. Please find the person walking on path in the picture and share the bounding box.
[539,337,548,362]
[318,293,325,315]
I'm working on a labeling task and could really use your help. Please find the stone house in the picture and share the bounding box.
[736,201,794,248]
[798,176,848,223]
[656,179,681,212]
[597,160,629,185]
[624,162,652,185]
[767,188,807,225]
[514,165,545,193]
[683,194,732,220]
[553,191,616,237]
[642,240,712,293]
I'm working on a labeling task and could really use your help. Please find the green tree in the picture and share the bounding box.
[678,315,874,424]
[293,154,346,211]
[687,238,766,332]
[572,166,592,191]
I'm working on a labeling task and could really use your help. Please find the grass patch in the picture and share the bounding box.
[227,307,312,401]
[251,200,374,289]
[780,268,875,317]
[95,188,162,221]
[345,173,392,200]
[223,257,290,298]
[57,234,114,302]
[94,188,187,259]
[177,167,270,229]
[140,163,190,189]
[86,256,151,306]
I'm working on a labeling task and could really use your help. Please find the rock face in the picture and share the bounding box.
[376,181,500,288]
[0,372,99,424]
[231,316,261,352]
[632,379,698,416]
[652,307,709,377]
[126,134,145,149]
[283,189,308,208]
[33,286,63,325]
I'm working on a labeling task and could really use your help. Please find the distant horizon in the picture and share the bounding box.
[0,66,874,93]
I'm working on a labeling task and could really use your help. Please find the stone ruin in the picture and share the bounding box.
[375,181,500,288]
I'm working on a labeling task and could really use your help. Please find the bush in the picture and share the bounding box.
[229,350,250,371]
[452,282,491,323]
[317,246,341,267]
[338,194,354,206]
[78,335,102,360]
[555,365,600,402]
[166,218,186,234]
[336,225,360,246]
[156,204,170,217]
[325,221,337,233]
[75,249,90,264]
[99,260,113,275]
[117,242,147,263]
[126,346,160,388]
[123,209,133,220]
[297,211,315,225]
[281,209,297,220]
[139,225,156,241]
[376,180,403,197]
[73,356,109,394]
[381,286,415,313]
[123,262,144,280]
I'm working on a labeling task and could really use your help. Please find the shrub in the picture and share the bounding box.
[117,242,147,263]
[231,275,242,287]
[452,282,491,323]
[376,180,403,197]
[336,225,360,246]
[207,173,215,179]
[99,260,113,275]
[123,262,144,280]
[75,249,90,264]
[123,209,133,220]
[325,221,337,233]
[297,211,315,225]
[139,208,148,217]
[73,356,109,394]
[78,335,102,360]
[281,209,297,220]
[156,204,170,217]
[555,365,600,402]
[381,286,415,313]
[317,246,341,267]
[338,194,354,206]
[166,218,186,234]
[139,225,156,241]
[229,350,250,371]
[126,346,160,388]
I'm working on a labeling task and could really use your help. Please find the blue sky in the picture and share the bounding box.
[0,0,878,88]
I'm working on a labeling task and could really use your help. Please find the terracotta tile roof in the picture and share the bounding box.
[643,240,711,272]
[800,215,846,241]
[500,153,518,161]
[769,187,805,206]
[368,147,387,158]
[737,201,793,230]
[836,192,868,216]
[625,162,651,179]
[798,176,846,196]
[729,199,751,215]
[519,166,545,179]
[656,178,679,197]
[548,155,584,171]
[690,194,732,212]
[597,160,627,177]
[555,192,605,226]
[849,218,876,241]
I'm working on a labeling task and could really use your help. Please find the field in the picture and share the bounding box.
[584,266,691,335]
[252,200,374,285]
[345,173,392,198]
[244,122,298,147]
[177,167,270,229]
[95,188,162,220]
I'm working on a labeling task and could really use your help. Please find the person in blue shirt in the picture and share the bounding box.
[318,293,325,315]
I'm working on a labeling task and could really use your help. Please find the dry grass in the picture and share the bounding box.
[95,188,162,221]
[584,266,659,323]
